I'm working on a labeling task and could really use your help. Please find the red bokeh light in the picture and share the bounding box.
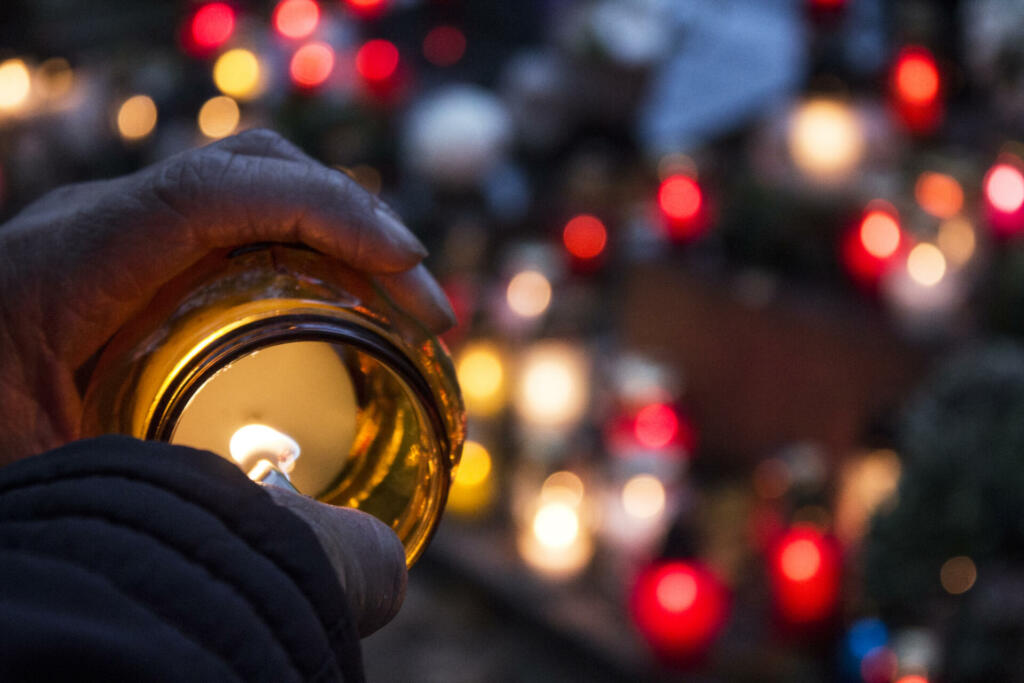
[356,40,400,82]
[423,26,466,67]
[563,214,607,260]
[190,3,236,50]
[843,204,904,288]
[630,560,730,663]
[290,42,335,88]
[345,0,387,17]
[658,174,707,242]
[274,0,320,40]
[770,527,841,625]
[894,48,940,106]
[895,676,929,683]
[635,403,679,449]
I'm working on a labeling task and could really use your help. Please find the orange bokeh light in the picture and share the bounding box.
[915,171,963,218]
[859,210,901,258]
[563,214,607,260]
[356,39,400,82]
[894,47,940,106]
[289,42,335,88]
[423,26,466,67]
[273,0,320,39]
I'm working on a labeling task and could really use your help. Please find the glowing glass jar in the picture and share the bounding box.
[81,244,465,566]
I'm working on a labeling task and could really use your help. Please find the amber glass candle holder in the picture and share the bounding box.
[81,244,465,566]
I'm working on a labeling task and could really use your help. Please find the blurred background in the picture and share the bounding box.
[3,0,1024,680]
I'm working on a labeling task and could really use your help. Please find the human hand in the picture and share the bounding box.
[263,484,407,636]
[0,129,454,465]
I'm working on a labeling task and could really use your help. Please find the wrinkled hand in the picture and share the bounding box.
[0,129,454,466]
[264,485,407,637]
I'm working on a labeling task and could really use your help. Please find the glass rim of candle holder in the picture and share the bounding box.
[81,243,465,568]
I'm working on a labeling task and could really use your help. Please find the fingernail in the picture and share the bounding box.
[374,206,428,259]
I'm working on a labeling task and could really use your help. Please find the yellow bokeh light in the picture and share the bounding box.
[532,501,580,549]
[0,58,32,111]
[515,342,588,429]
[940,556,977,595]
[116,94,158,141]
[456,343,505,415]
[622,474,666,520]
[907,243,947,286]
[506,270,552,318]
[788,99,864,182]
[937,217,976,267]
[454,441,491,487]
[541,470,585,506]
[198,95,240,138]
[213,48,262,100]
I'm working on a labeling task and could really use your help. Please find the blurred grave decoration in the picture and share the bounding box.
[865,344,1024,682]
[4,0,1024,680]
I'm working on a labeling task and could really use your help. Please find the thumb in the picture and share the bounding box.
[262,485,407,637]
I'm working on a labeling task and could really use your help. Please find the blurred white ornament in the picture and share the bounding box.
[404,85,512,187]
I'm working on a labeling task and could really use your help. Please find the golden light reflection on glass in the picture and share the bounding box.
[915,172,963,219]
[456,342,505,416]
[506,270,552,318]
[940,556,977,595]
[788,98,864,182]
[0,59,31,112]
[515,342,588,429]
[937,217,976,267]
[213,48,262,100]
[198,95,240,138]
[116,95,158,141]
[621,474,666,520]
[906,244,946,286]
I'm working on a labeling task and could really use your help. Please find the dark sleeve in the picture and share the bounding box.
[0,436,365,683]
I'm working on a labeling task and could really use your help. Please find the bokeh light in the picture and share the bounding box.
[356,39,399,82]
[190,3,236,50]
[634,403,679,449]
[273,0,320,40]
[541,470,585,506]
[658,174,701,222]
[860,210,902,259]
[788,98,864,182]
[940,556,977,595]
[515,342,589,429]
[532,501,580,549]
[622,474,666,520]
[35,58,73,101]
[937,217,976,267]
[197,95,240,138]
[895,676,929,683]
[116,94,158,141]
[915,172,963,219]
[0,59,31,112]
[290,42,335,88]
[345,0,387,17]
[771,527,840,624]
[562,214,607,260]
[630,561,730,661]
[456,342,505,416]
[423,26,466,67]
[906,244,947,286]
[506,270,552,318]
[780,538,821,581]
[447,440,494,516]
[894,47,940,106]
[213,49,262,100]
[985,163,1024,214]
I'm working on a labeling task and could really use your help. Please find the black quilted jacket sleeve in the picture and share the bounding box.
[0,436,365,683]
